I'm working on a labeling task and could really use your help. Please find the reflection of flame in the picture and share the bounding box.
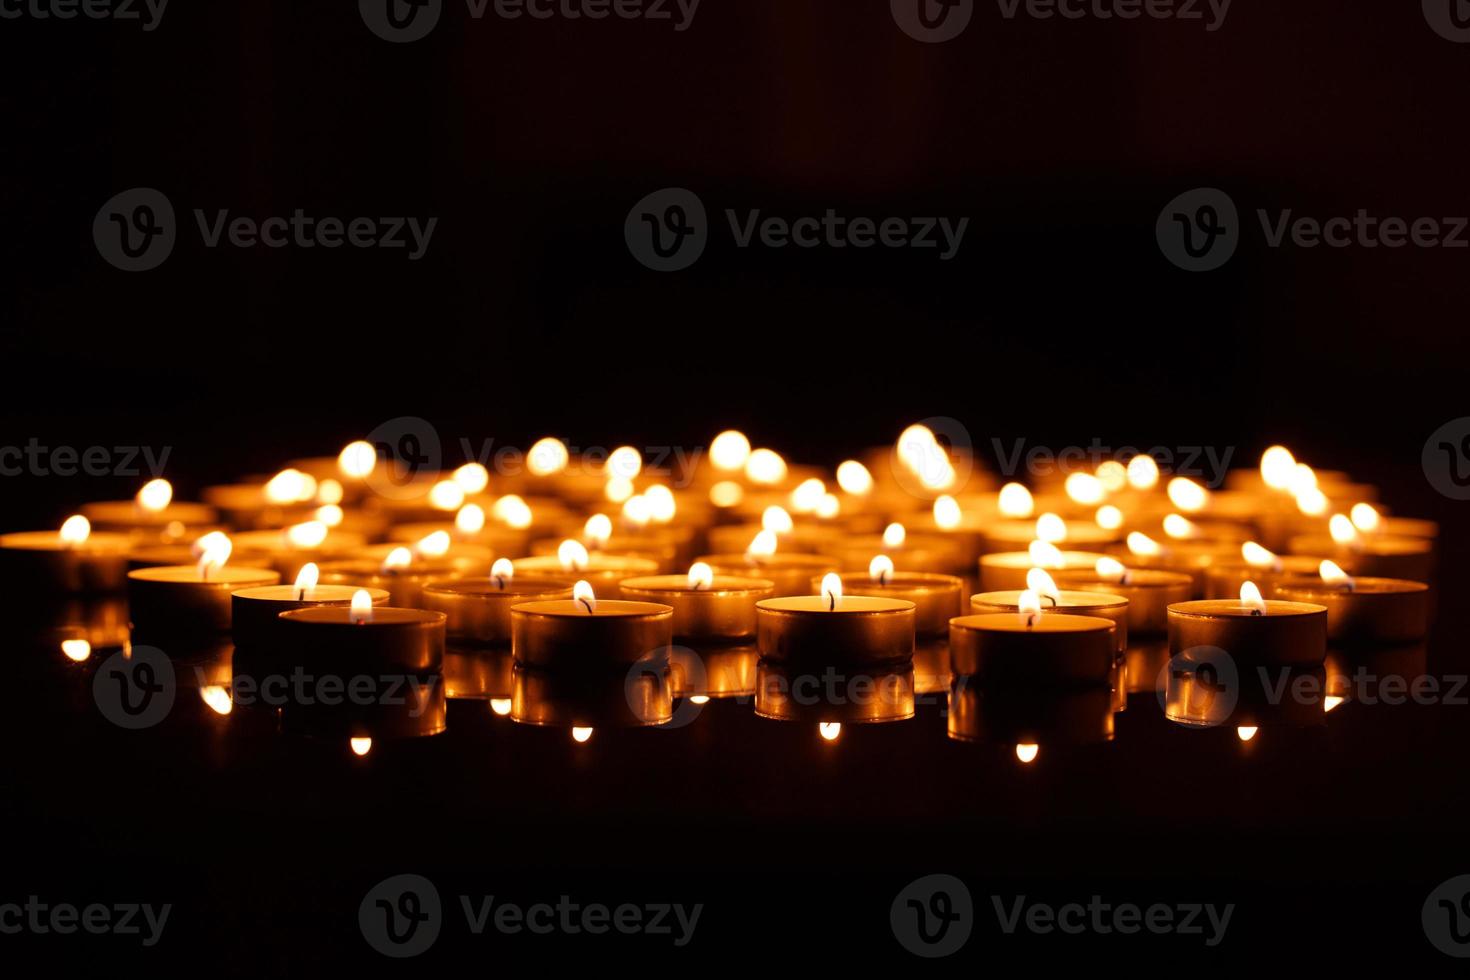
[1240,581,1267,615]
[489,698,512,716]
[818,722,841,741]
[559,539,590,571]
[882,523,906,548]
[61,639,91,663]
[836,460,873,495]
[709,430,751,472]
[1236,726,1258,742]
[350,737,373,756]
[136,479,173,512]
[350,589,375,623]
[1025,568,1059,602]
[200,685,233,716]
[1035,513,1066,543]
[869,554,895,585]
[571,727,594,743]
[1241,541,1279,570]
[687,562,714,590]
[1323,696,1344,713]
[821,573,843,610]
[1015,743,1039,764]
[1028,540,1063,567]
[1126,532,1161,557]
[1350,503,1380,533]
[934,495,962,530]
[1259,446,1296,490]
[998,483,1033,518]
[59,514,91,546]
[1095,556,1127,584]
[339,441,377,479]
[573,579,596,614]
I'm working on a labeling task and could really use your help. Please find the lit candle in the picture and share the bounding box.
[126,532,279,638]
[419,559,574,647]
[511,541,658,593]
[511,580,674,670]
[1055,556,1192,635]
[1167,581,1327,667]
[276,589,446,675]
[618,562,776,642]
[697,530,840,598]
[0,515,132,593]
[816,556,964,638]
[1117,531,1239,597]
[81,479,218,540]
[755,573,916,667]
[1287,514,1434,583]
[1272,560,1429,646]
[982,513,1120,552]
[231,563,389,656]
[229,521,368,578]
[1201,541,1326,600]
[970,568,1130,653]
[316,545,465,608]
[949,589,1117,685]
[832,522,965,575]
[977,540,1110,592]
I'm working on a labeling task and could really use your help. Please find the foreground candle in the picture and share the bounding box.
[1055,557,1191,636]
[127,533,279,638]
[511,581,674,670]
[970,568,1129,653]
[1271,560,1429,646]
[950,590,1116,685]
[0,516,133,593]
[276,590,446,674]
[756,574,915,667]
[231,564,389,655]
[816,557,963,638]
[419,559,574,647]
[619,562,775,642]
[1167,581,1327,667]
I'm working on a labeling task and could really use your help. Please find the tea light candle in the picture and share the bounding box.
[1201,542,1327,600]
[1272,560,1429,646]
[511,580,674,670]
[982,514,1120,552]
[230,522,368,579]
[971,566,1130,653]
[419,559,574,647]
[1117,532,1239,597]
[756,574,916,667]
[833,523,964,575]
[276,590,446,674]
[1167,581,1327,667]
[698,530,841,598]
[1288,515,1434,583]
[1055,557,1193,635]
[949,590,1117,685]
[127,533,279,638]
[511,541,658,593]
[316,548,463,608]
[619,562,775,642]
[977,541,1110,592]
[816,557,963,638]
[81,480,217,537]
[231,563,389,655]
[0,516,133,593]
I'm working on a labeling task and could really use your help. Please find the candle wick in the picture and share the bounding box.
[297,587,304,601]
[578,598,594,614]
[494,575,504,590]
[1041,595,1057,608]
[1250,608,1263,617]
[1026,613,1037,629]
[828,594,836,611]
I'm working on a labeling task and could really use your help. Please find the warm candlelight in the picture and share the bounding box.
[1271,560,1429,646]
[127,533,280,638]
[755,576,916,667]
[419,558,574,647]
[510,580,674,670]
[970,568,1130,652]
[813,558,964,638]
[949,589,1117,685]
[1054,556,1192,635]
[231,563,390,655]
[619,562,775,642]
[1167,581,1328,667]
[0,514,133,593]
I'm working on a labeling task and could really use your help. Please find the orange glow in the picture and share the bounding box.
[790,478,826,513]
[1319,559,1354,589]
[744,449,787,485]
[381,546,413,571]
[415,530,451,558]
[489,698,512,716]
[339,441,377,479]
[997,483,1033,518]
[934,495,962,529]
[350,589,375,624]
[1025,567,1060,602]
[1241,541,1279,570]
[645,485,676,523]
[1236,726,1258,742]
[200,685,233,716]
[453,462,490,494]
[572,727,594,743]
[136,478,173,512]
[687,562,714,590]
[294,562,320,596]
[1350,503,1381,533]
[314,504,344,527]
[350,737,373,756]
[573,579,596,614]
[1028,540,1063,567]
[428,480,465,511]
[1065,472,1105,506]
[265,468,316,504]
[1167,477,1208,513]
[1015,743,1039,764]
[584,514,613,547]
[1259,446,1296,490]
[61,639,91,663]
[836,460,873,495]
[1095,460,1127,492]
[455,503,486,535]
[882,522,907,548]
[492,494,533,529]
[1126,454,1160,490]
[869,554,895,585]
[1126,532,1161,557]
[559,539,591,571]
[606,446,642,481]
[1162,514,1197,540]
[818,722,841,742]
[491,557,513,588]
[709,480,743,508]
[59,514,91,546]
[528,437,570,477]
[820,573,844,610]
[1095,556,1127,584]
[195,532,232,579]
[1240,581,1267,614]
[762,506,794,534]
[746,529,779,559]
[286,520,329,548]
[1095,505,1123,531]
[709,430,752,471]
[1329,514,1359,546]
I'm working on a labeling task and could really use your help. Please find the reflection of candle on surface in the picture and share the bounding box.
[0,515,133,593]
[231,563,389,654]
[1271,560,1429,646]
[128,533,280,637]
[949,590,1117,685]
[1055,557,1191,635]
[511,580,674,669]
[756,577,915,667]
[971,568,1129,652]
[619,562,775,642]
[1167,581,1327,666]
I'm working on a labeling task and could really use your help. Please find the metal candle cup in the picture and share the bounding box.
[0,530,134,593]
[698,553,841,598]
[511,599,674,670]
[231,584,390,655]
[970,589,1130,653]
[127,565,281,639]
[1167,598,1327,666]
[316,559,462,607]
[618,575,775,642]
[510,554,659,593]
[949,612,1117,686]
[817,571,964,638]
[1201,555,1325,600]
[1287,534,1434,583]
[1054,568,1193,635]
[755,595,916,667]
[275,605,446,674]
[977,551,1110,592]
[1271,577,1429,646]
[418,578,574,647]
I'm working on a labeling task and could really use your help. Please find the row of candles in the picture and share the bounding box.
[0,429,1436,754]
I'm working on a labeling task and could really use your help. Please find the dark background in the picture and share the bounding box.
[3,0,1470,971]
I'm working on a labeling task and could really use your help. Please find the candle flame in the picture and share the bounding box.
[1323,696,1344,713]
[286,520,328,548]
[490,698,512,716]
[1289,463,1318,497]
[1319,559,1354,589]
[1162,514,1197,540]
[1095,505,1123,531]
[1329,513,1359,546]
[136,478,173,512]
[1035,513,1067,543]
[528,437,570,477]
[816,493,840,519]
[1028,540,1063,567]
[294,562,320,596]
[869,554,894,585]
[349,737,373,756]
[491,557,513,588]
[350,589,374,624]
[1296,486,1329,517]
[762,505,794,534]
[381,546,413,571]
[584,513,613,547]
[415,530,451,558]
[790,478,826,513]
[709,430,751,472]
[1126,454,1160,490]
[687,561,714,590]
[493,494,533,529]
[339,441,377,479]
[747,529,779,559]
[1127,532,1161,557]
[1241,541,1280,571]
[933,495,962,530]
[621,494,652,527]
[317,479,344,505]
[1236,726,1258,742]
[1095,556,1127,584]
[453,462,490,494]
[1025,568,1060,602]
[821,573,843,611]
[1240,581,1267,615]
[604,475,635,504]
[818,722,842,742]
[1259,446,1296,490]
[998,483,1034,519]
[1096,460,1127,492]
[607,446,643,480]
[836,460,873,496]
[709,481,743,508]
[265,468,316,504]
[645,485,676,523]
[882,522,906,548]
[314,504,344,527]
[61,639,91,663]
[1018,589,1043,624]
[573,580,596,614]
[571,726,594,743]
[745,448,787,485]
[59,514,91,546]
[455,503,486,535]
[1167,477,1208,513]
[1015,743,1039,764]
[1350,502,1380,533]
[559,539,590,571]
[1065,472,1105,506]
[428,479,465,511]
[200,685,233,716]
[195,532,232,578]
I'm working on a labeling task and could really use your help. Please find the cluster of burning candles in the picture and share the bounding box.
[0,429,1436,757]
